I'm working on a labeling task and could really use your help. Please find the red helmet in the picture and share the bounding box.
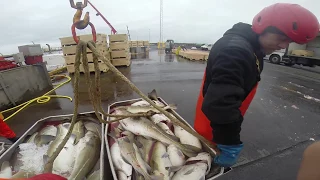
[252,3,319,44]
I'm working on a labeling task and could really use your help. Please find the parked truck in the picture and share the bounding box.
[266,32,320,67]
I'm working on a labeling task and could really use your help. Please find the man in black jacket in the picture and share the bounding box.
[194,3,319,167]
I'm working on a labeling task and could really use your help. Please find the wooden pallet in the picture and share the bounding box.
[60,33,110,73]
[61,44,108,55]
[66,62,109,73]
[143,41,150,46]
[137,41,144,47]
[111,51,130,59]
[109,42,129,51]
[63,53,110,64]
[109,34,128,43]
[130,41,138,47]
[111,56,131,67]
[59,33,107,46]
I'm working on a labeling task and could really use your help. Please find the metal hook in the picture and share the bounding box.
[70,0,90,30]
[70,0,88,10]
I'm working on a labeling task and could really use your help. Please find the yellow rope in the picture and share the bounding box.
[0,74,72,121]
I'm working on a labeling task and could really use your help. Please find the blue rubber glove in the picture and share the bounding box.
[214,143,243,167]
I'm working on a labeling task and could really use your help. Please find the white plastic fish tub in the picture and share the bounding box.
[0,111,105,179]
[105,97,228,180]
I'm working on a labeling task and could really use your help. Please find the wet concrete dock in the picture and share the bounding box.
[4,50,320,179]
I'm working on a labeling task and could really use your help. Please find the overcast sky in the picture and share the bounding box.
[0,0,319,54]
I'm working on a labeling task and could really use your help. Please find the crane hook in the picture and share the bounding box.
[70,0,90,30]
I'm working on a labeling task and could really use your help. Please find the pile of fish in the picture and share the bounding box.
[108,94,214,180]
[0,119,102,180]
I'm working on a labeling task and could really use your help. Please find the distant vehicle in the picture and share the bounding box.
[201,44,212,51]
[266,32,320,67]
[191,47,197,50]
[165,39,175,54]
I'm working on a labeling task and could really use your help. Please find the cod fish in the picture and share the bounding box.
[0,161,12,178]
[131,100,165,107]
[173,124,202,150]
[110,131,161,180]
[26,132,39,143]
[46,123,73,157]
[167,144,185,167]
[39,125,57,136]
[35,125,57,146]
[185,152,212,175]
[87,170,100,180]
[72,121,84,144]
[117,170,131,180]
[136,136,156,163]
[115,104,177,114]
[52,135,76,177]
[171,162,207,180]
[116,109,200,157]
[156,122,174,136]
[84,122,102,138]
[110,141,132,177]
[69,131,100,180]
[150,114,173,124]
[150,142,172,180]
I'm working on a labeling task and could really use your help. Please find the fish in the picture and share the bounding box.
[110,141,132,177]
[133,172,145,180]
[136,136,156,163]
[185,152,212,175]
[173,124,202,150]
[115,104,177,114]
[150,114,172,124]
[34,126,57,146]
[10,148,23,173]
[39,125,57,137]
[35,135,55,147]
[26,132,39,143]
[115,109,200,157]
[84,122,102,139]
[86,170,100,180]
[0,161,12,178]
[167,144,185,167]
[148,89,159,101]
[156,122,174,136]
[72,121,85,144]
[109,132,161,180]
[52,134,76,177]
[131,100,165,108]
[46,123,73,157]
[68,131,101,180]
[11,170,35,178]
[171,162,207,180]
[150,142,172,180]
[117,170,131,180]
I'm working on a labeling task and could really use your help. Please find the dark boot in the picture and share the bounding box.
[7,136,19,143]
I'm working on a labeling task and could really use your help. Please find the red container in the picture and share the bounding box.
[0,61,17,71]
[25,55,43,65]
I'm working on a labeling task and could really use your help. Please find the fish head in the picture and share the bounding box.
[62,123,71,129]
[121,131,135,141]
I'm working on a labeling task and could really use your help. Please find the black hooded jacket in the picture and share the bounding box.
[201,22,265,145]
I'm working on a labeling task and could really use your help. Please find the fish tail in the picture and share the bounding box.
[148,89,158,100]
[164,104,177,110]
